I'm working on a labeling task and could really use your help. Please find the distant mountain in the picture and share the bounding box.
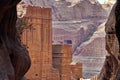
[22,0,107,20]
[73,23,107,78]
[52,20,101,51]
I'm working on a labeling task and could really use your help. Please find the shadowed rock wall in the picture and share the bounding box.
[98,2,120,80]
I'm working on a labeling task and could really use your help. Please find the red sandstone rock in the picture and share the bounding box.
[22,6,59,80]
[52,44,82,80]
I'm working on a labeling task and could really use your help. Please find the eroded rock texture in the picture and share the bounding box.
[0,1,31,80]
[23,0,106,21]
[98,2,120,80]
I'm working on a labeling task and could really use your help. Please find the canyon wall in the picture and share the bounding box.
[22,6,60,80]
[20,0,114,78]
[23,0,107,20]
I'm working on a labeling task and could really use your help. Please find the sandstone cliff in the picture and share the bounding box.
[52,20,108,78]
[20,0,110,78]
[52,20,101,51]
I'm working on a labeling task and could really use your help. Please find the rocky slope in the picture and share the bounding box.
[53,20,107,78]
[22,0,107,20]
[52,20,102,52]
[73,23,107,78]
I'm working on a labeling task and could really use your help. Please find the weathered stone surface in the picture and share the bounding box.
[98,2,120,80]
[0,0,31,80]
[73,23,107,78]
[22,0,107,21]
[52,44,82,80]
[18,0,113,78]
[22,6,60,80]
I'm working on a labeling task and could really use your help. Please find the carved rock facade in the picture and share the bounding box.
[21,5,83,80]
[22,6,60,80]
[52,44,82,80]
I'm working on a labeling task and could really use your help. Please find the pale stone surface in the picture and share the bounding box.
[21,0,107,20]
[22,6,60,80]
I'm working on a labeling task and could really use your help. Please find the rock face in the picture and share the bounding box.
[52,44,82,80]
[52,20,108,78]
[73,23,107,78]
[0,1,31,80]
[23,0,107,20]
[98,2,120,80]
[21,6,60,80]
[104,0,115,4]
[21,0,109,78]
